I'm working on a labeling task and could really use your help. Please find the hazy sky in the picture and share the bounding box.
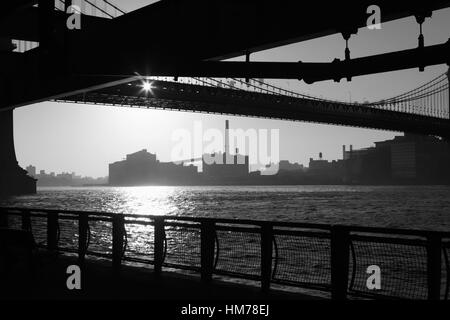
[13,2,450,177]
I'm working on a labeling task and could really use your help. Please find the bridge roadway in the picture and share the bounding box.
[57,79,450,138]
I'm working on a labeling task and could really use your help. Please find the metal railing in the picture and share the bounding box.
[0,207,449,300]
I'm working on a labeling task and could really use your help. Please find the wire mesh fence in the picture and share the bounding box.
[123,223,154,263]
[164,224,201,270]
[30,215,48,247]
[272,232,331,290]
[348,236,428,299]
[58,218,79,252]
[215,228,261,279]
[86,219,113,257]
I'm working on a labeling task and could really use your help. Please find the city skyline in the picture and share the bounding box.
[23,136,387,179]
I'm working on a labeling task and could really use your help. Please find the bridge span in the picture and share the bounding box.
[55,72,450,138]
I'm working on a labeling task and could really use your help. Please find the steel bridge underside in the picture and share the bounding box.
[2,0,450,110]
[57,80,450,137]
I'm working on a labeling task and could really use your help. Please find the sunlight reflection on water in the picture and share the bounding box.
[1,185,450,230]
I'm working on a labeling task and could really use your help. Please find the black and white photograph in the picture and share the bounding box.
[1,0,450,314]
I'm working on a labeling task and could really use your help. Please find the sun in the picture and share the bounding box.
[143,82,152,91]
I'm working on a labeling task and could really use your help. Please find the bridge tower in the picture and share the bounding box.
[0,109,36,197]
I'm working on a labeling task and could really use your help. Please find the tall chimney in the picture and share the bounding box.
[342,145,346,159]
[225,120,230,155]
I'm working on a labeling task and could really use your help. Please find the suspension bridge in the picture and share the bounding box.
[1,0,450,198]
[2,0,450,136]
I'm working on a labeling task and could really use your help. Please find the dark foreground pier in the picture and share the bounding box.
[0,207,449,300]
[1,253,309,300]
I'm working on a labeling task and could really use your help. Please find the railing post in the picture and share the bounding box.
[447,68,449,120]
[112,214,125,274]
[0,209,9,228]
[330,226,350,300]
[78,214,89,265]
[426,233,442,300]
[154,217,165,275]
[201,221,216,283]
[260,223,273,292]
[47,212,58,251]
[21,209,31,231]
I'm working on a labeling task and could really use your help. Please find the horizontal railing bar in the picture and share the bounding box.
[347,289,412,301]
[123,219,155,226]
[2,206,450,237]
[164,221,200,228]
[214,270,262,281]
[271,279,331,291]
[215,225,261,233]
[273,229,331,238]
[348,226,448,237]
[85,251,113,259]
[123,256,154,265]
[88,217,113,222]
[162,262,201,272]
[350,234,428,246]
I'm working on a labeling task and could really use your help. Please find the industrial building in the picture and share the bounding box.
[109,149,197,186]
[201,120,250,181]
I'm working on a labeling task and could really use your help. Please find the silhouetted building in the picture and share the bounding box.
[109,149,198,186]
[307,153,345,183]
[26,165,36,177]
[202,150,249,179]
[343,134,450,184]
[27,166,107,187]
[378,134,450,183]
[279,160,304,172]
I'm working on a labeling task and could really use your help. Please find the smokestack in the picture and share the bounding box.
[342,145,346,159]
[350,145,353,159]
[319,152,322,160]
[225,120,230,155]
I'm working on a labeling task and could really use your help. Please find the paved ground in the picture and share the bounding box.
[1,252,319,300]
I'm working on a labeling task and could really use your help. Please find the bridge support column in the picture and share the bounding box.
[0,109,36,197]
